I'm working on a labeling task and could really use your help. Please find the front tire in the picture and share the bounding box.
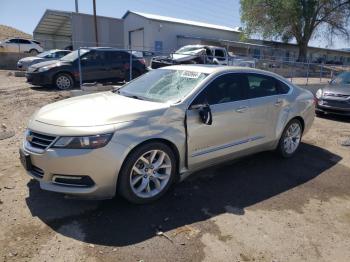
[54,73,74,90]
[277,119,303,158]
[118,142,176,204]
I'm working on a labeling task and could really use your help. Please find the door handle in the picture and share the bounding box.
[236,106,248,113]
[274,99,283,106]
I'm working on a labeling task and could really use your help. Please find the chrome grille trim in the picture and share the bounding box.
[25,130,58,153]
[323,93,350,99]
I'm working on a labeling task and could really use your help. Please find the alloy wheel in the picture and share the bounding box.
[129,149,172,198]
[283,122,301,154]
[56,75,72,89]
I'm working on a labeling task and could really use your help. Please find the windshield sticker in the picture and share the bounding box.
[181,71,201,79]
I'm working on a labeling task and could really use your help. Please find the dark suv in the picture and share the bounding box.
[25,47,148,90]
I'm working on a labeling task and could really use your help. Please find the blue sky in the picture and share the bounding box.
[0,0,348,49]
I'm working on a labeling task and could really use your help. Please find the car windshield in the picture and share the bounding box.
[37,51,54,58]
[175,46,204,55]
[60,49,89,62]
[116,69,208,103]
[330,72,350,86]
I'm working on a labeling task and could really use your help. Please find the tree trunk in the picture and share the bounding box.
[297,42,308,62]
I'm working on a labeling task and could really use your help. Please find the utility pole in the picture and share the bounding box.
[93,0,98,46]
[75,0,79,12]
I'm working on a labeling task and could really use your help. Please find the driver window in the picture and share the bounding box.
[206,48,213,57]
[81,51,104,65]
[192,73,248,106]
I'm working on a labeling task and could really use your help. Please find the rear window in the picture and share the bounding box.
[246,74,290,98]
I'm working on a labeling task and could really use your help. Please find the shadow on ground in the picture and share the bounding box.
[26,143,343,246]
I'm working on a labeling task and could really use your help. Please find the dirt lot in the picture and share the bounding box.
[0,71,350,262]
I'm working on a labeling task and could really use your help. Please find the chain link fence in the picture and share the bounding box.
[1,38,349,91]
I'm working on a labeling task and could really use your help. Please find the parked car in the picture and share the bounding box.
[151,45,255,69]
[17,49,71,70]
[315,71,350,116]
[19,65,315,203]
[25,47,148,90]
[0,38,43,54]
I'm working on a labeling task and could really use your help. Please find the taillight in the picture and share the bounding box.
[138,58,146,65]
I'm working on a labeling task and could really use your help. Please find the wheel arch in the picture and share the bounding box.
[290,116,305,133]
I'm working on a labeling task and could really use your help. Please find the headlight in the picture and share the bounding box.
[52,133,113,149]
[315,89,323,99]
[38,66,51,73]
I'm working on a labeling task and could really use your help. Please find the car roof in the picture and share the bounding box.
[49,49,70,52]
[80,47,125,51]
[178,45,224,50]
[162,64,275,75]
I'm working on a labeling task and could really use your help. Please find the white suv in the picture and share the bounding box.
[0,38,43,54]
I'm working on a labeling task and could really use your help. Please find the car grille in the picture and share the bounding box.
[322,99,350,108]
[323,93,350,99]
[26,130,57,150]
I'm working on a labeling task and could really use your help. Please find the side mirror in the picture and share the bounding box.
[191,104,212,125]
[80,57,89,65]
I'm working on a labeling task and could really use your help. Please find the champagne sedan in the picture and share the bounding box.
[20,65,315,203]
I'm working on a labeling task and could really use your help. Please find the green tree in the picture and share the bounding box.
[240,0,350,61]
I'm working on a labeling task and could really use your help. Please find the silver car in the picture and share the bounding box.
[20,65,315,203]
[17,49,71,70]
[315,72,350,116]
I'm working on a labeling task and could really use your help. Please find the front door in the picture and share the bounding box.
[108,51,129,81]
[80,50,109,82]
[186,73,251,169]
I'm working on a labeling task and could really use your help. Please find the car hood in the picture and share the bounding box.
[171,49,205,62]
[32,91,169,127]
[323,85,350,96]
[30,60,61,68]
[19,56,43,63]
[171,53,197,62]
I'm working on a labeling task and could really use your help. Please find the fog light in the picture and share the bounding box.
[52,175,95,187]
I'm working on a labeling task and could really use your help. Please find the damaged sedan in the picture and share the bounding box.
[20,65,314,203]
[151,45,255,69]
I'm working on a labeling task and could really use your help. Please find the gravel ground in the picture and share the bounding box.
[0,71,350,262]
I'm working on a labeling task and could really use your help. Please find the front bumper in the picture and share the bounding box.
[26,71,53,86]
[316,100,350,116]
[20,135,130,199]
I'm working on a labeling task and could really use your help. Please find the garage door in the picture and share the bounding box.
[130,29,144,51]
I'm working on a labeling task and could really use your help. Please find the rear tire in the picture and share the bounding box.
[54,73,74,90]
[277,119,303,158]
[118,142,177,204]
[29,49,39,55]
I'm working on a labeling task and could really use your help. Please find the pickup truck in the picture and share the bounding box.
[150,45,255,69]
